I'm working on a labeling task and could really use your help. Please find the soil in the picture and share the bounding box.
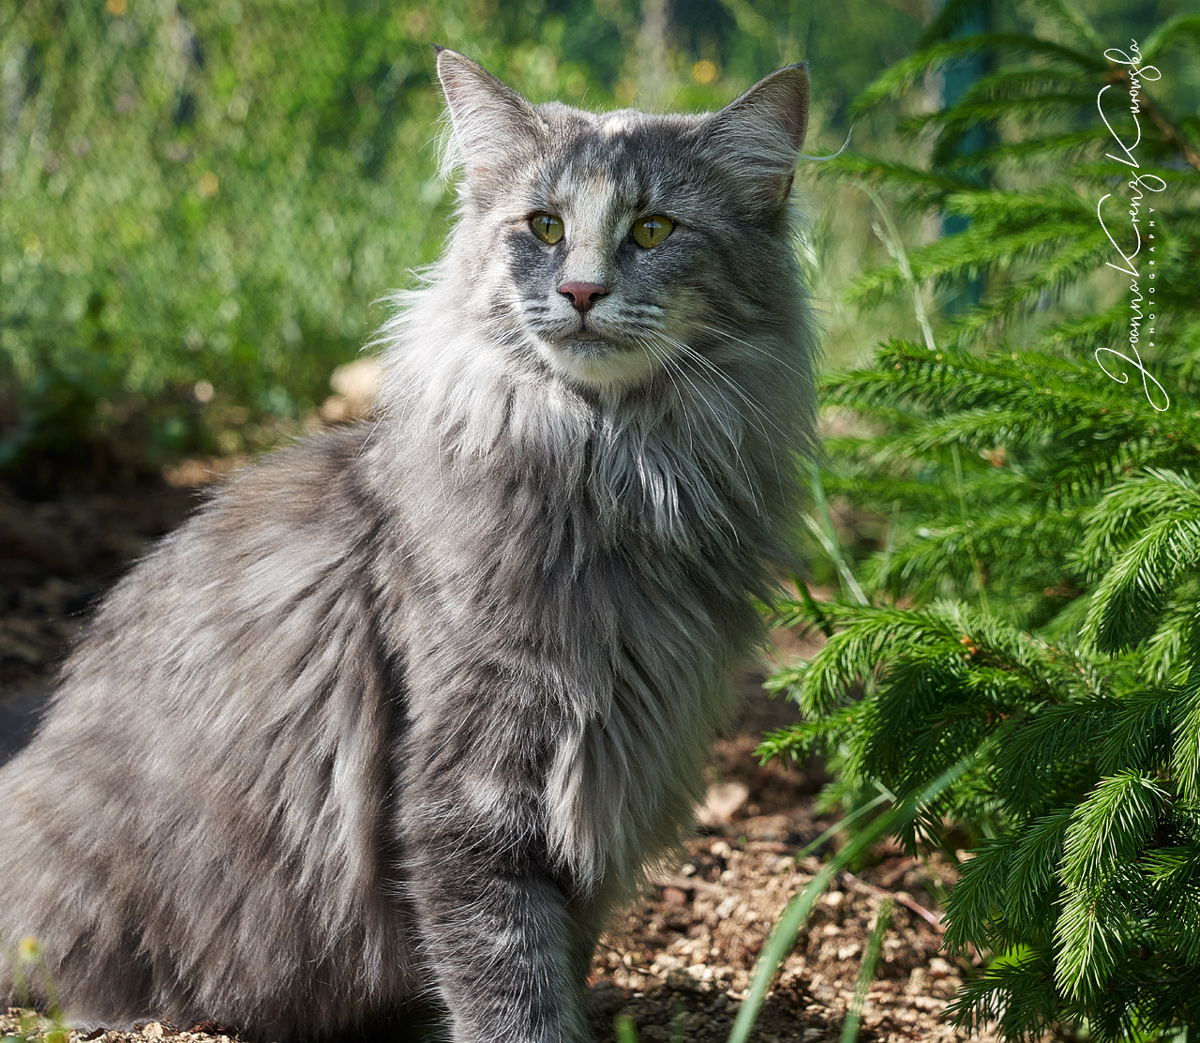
[0,468,999,1043]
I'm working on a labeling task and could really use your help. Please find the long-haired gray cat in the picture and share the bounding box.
[0,49,816,1043]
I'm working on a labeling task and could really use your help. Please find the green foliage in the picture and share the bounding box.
[763,2,1200,1039]
[3,2,446,480]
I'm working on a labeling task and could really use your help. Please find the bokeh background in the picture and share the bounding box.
[1,0,1194,492]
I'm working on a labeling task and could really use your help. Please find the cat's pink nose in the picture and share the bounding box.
[558,281,608,314]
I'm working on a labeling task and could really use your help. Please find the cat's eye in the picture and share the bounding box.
[631,216,674,249]
[530,213,565,245]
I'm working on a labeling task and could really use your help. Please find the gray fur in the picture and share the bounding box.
[0,50,817,1043]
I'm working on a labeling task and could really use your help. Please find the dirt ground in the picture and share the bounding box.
[0,469,999,1043]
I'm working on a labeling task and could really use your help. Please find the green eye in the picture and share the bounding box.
[530,213,565,244]
[632,215,674,249]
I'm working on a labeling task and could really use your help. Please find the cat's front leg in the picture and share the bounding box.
[400,734,589,1043]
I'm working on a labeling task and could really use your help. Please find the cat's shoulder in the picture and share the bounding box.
[119,423,386,590]
[196,422,380,518]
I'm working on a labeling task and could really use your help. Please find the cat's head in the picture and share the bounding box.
[434,48,810,394]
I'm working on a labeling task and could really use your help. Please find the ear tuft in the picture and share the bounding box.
[704,63,810,214]
[435,49,544,181]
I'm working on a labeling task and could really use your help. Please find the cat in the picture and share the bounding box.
[0,48,817,1043]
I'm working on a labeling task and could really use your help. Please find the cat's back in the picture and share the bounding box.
[0,424,413,1037]
[69,423,387,685]
[7,422,399,782]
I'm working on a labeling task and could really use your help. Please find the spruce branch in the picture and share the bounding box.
[1104,64,1200,175]
[768,7,1200,1036]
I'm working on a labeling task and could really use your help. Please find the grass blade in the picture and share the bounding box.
[726,758,972,1043]
[840,898,894,1043]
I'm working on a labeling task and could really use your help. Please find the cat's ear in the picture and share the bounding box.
[435,47,545,180]
[703,63,810,215]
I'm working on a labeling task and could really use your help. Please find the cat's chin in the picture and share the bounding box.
[535,334,662,393]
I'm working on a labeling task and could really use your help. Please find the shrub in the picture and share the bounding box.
[762,3,1200,1038]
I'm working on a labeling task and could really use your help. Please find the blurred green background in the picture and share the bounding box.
[0,0,1191,492]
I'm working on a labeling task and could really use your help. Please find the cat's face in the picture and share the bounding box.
[436,50,810,393]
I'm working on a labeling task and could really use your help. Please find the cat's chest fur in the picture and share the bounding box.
[371,357,763,896]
